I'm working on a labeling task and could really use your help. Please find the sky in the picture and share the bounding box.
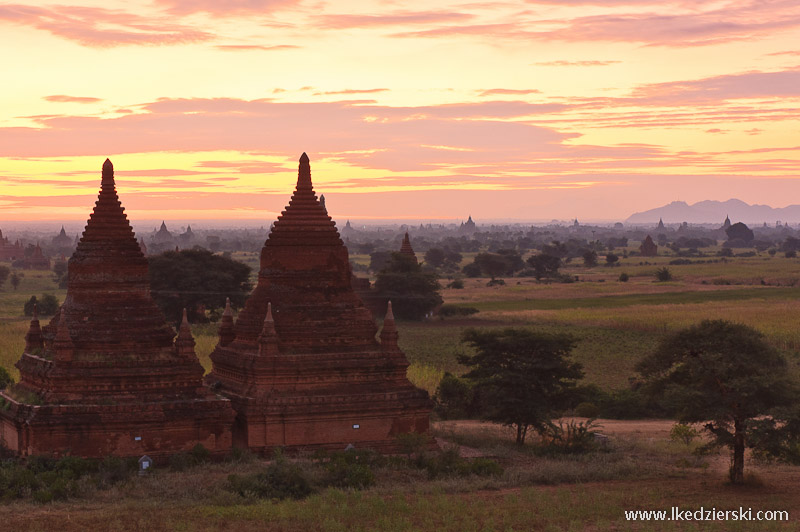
[1,0,799,224]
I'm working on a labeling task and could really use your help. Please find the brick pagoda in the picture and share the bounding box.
[208,153,431,453]
[0,159,234,459]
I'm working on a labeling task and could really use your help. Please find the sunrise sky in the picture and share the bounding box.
[1,0,799,223]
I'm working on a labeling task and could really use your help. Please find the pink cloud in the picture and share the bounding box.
[315,89,390,96]
[154,0,299,15]
[214,44,299,51]
[44,95,103,104]
[0,4,213,47]
[317,11,473,29]
[478,88,541,96]
[533,60,620,66]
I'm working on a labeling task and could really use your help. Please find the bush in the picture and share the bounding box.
[415,447,503,480]
[618,273,629,282]
[486,278,505,287]
[786,250,797,258]
[434,373,478,420]
[535,419,601,456]
[654,267,673,282]
[574,402,600,418]
[23,294,59,316]
[319,450,378,489]
[670,423,699,446]
[0,366,13,390]
[438,305,479,318]
[227,450,314,500]
[446,279,464,289]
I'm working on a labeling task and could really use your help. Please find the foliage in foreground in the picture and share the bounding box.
[459,328,583,444]
[637,319,797,484]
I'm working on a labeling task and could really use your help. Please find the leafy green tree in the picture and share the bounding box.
[459,328,583,445]
[424,247,446,268]
[9,271,20,290]
[582,250,598,267]
[725,222,754,243]
[471,250,523,280]
[368,250,392,273]
[373,252,442,320]
[526,253,561,280]
[637,320,797,484]
[605,253,619,265]
[24,294,59,316]
[148,248,252,323]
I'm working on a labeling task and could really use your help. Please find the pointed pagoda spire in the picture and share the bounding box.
[320,194,327,214]
[218,297,235,346]
[258,302,279,355]
[175,308,196,357]
[53,307,74,362]
[24,304,44,354]
[399,231,418,263]
[380,301,399,349]
[102,158,114,187]
[297,152,312,192]
[265,153,341,250]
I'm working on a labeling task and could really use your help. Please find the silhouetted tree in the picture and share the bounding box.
[459,328,583,445]
[148,248,251,323]
[373,252,442,320]
[582,250,598,267]
[526,254,561,280]
[424,247,446,268]
[725,222,754,243]
[605,253,619,265]
[368,250,392,273]
[637,320,796,484]
[24,294,59,316]
[9,271,20,291]
[0,265,9,290]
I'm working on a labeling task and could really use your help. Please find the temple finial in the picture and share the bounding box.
[176,308,196,356]
[297,152,312,191]
[380,301,399,349]
[258,302,279,355]
[102,158,114,186]
[25,304,44,353]
[218,297,235,346]
[53,307,74,362]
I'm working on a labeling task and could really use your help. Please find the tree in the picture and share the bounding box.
[472,253,509,280]
[373,252,442,320]
[0,265,9,289]
[424,247,446,268]
[9,271,20,290]
[582,250,598,267]
[148,248,252,323]
[368,250,392,273]
[526,253,561,280]
[605,253,619,265]
[725,222,754,243]
[636,320,796,484]
[459,328,583,445]
[24,294,59,316]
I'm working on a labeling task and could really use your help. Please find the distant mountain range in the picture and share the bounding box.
[626,199,800,225]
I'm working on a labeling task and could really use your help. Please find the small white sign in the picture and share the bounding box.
[353,424,360,429]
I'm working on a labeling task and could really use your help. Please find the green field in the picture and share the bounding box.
[3,254,800,530]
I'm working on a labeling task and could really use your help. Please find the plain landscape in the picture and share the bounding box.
[2,221,799,531]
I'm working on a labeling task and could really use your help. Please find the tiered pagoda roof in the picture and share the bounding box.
[209,153,431,453]
[0,159,233,458]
